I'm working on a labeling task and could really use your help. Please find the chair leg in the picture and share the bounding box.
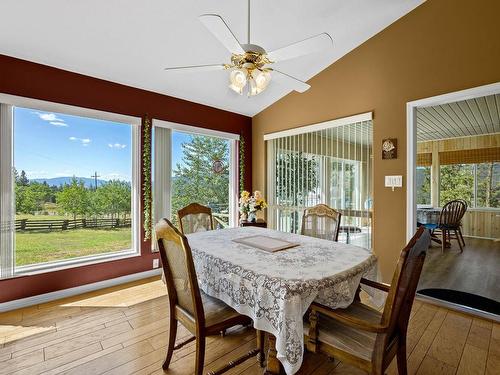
[458,227,466,247]
[397,341,408,375]
[162,316,178,370]
[441,230,446,254]
[195,335,206,375]
[454,229,463,253]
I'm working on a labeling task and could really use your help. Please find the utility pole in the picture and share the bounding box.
[90,171,100,190]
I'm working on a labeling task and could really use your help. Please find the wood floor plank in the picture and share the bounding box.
[416,355,457,375]
[456,344,488,375]
[1,277,497,375]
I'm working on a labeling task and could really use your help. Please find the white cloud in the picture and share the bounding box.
[50,121,68,127]
[69,136,91,146]
[108,143,127,149]
[35,112,68,127]
[39,113,59,121]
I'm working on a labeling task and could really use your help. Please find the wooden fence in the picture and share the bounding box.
[15,218,131,232]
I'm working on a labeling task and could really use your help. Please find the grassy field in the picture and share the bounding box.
[15,228,132,266]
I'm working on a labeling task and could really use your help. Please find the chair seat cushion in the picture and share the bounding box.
[304,301,381,361]
[201,292,243,328]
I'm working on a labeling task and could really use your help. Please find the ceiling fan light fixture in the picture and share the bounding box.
[254,70,271,90]
[229,68,248,94]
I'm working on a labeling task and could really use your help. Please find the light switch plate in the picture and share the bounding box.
[153,259,159,268]
[385,175,403,189]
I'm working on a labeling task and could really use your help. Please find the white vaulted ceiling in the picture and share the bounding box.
[0,0,424,116]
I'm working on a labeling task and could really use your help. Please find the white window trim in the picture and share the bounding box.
[263,112,372,140]
[154,119,240,141]
[0,94,142,277]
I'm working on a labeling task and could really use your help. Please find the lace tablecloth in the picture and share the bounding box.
[186,227,378,375]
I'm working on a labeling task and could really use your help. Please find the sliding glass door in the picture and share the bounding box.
[266,115,373,249]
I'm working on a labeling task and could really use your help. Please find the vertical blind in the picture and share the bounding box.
[266,116,373,249]
[0,104,14,279]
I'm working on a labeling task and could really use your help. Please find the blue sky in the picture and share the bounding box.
[14,107,133,181]
[14,107,191,182]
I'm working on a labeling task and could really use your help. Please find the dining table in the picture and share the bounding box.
[185,226,379,375]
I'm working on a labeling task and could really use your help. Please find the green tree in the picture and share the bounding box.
[56,178,91,220]
[171,135,230,221]
[439,164,474,206]
[15,181,51,214]
[19,170,29,186]
[416,167,431,205]
[94,180,131,220]
[276,151,319,232]
[476,162,500,208]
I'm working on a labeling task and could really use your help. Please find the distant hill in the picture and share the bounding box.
[30,177,107,188]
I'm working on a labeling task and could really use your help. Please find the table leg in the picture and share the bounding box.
[264,334,283,375]
[256,330,266,368]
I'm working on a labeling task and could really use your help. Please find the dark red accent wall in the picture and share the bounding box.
[0,54,252,303]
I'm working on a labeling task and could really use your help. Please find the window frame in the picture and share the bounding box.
[438,162,499,210]
[152,119,240,230]
[0,94,141,277]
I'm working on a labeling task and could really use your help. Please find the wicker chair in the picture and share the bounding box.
[301,204,342,242]
[178,203,214,235]
[304,227,430,375]
[155,219,264,375]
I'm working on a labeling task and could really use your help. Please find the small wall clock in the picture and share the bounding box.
[212,159,224,174]
[382,138,397,159]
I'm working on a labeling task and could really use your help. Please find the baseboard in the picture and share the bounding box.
[0,268,162,312]
[416,293,500,323]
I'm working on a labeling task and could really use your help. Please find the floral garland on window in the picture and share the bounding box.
[142,116,152,241]
[239,133,245,193]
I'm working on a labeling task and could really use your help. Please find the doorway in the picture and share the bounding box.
[406,83,500,319]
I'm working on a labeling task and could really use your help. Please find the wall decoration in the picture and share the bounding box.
[239,133,245,193]
[142,116,152,241]
[212,159,224,174]
[382,138,397,159]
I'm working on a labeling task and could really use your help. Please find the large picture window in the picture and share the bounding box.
[0,99,140,279]
[440,162,499,208]
[152,120,239,234]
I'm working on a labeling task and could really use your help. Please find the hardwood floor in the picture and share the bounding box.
[0,276,498,375]
[418,237,500,302]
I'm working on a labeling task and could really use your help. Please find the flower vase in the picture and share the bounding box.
[240,212,248,222]
[256,210,265,221]
[248,212,257,223]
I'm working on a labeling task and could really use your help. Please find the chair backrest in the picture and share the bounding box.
[438,200,467,227]
[178,203,214,235]
[301,204,342,242]
[380,227,430,345]
[155,218,204,323]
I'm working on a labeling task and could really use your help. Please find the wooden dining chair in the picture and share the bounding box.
[304,227,430,375]
[456,199,468,247]
[155,219,264,375]
[178,202,214,235]
[435,200,467,253]
[301,204,342,242]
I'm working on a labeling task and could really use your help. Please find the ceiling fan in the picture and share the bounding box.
[164,0,333,97]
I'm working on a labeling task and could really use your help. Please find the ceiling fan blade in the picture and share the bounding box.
[267,33,333,62]
[272,70,311,93]
[164,64,226,72]
[199,14,245,55]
